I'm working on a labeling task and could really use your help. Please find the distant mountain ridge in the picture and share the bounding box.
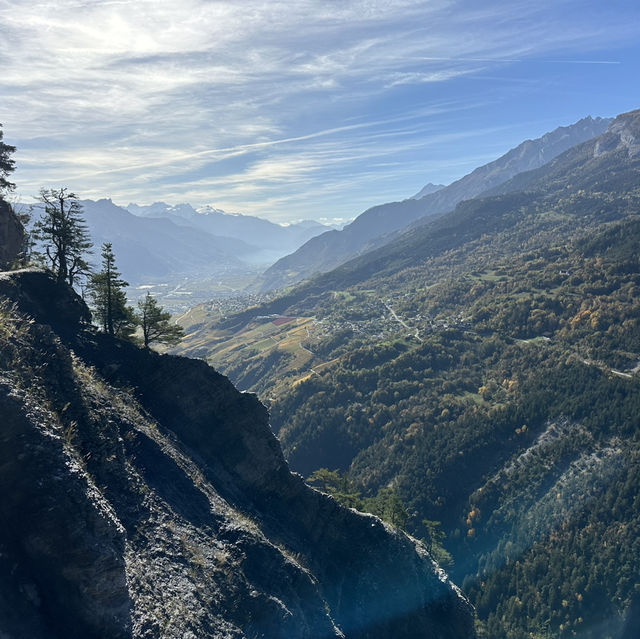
[255,115,612,292]
[287,110,638,297]
[78,199,252,284]
[127,201,329,255]
[411,182,445,199]
[30,198,333,289]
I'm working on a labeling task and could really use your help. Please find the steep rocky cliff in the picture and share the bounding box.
[0,266,475,637]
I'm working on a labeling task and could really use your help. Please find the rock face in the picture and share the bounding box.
[594,109,640,158]
[0,270,475,638]
[0,199,23,268]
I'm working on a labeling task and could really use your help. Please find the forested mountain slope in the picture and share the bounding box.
[254,115,610,292]
[176,109,640,638]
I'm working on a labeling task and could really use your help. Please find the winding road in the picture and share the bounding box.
[384,301,423,342]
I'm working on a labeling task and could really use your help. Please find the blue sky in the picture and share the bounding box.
[1,0,639,224]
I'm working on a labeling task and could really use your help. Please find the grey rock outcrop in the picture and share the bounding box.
[594,109,640,158]
[0,199,23,269]
[0,270,475,639]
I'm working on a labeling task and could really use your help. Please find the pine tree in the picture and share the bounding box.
[0,124,16,195]
[88,243,137,339]
[136,293,184,348]
[32,188,92,287]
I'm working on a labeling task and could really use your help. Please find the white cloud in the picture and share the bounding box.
[1,0,639,221]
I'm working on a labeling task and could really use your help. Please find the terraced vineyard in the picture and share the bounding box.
[176,302,319,396]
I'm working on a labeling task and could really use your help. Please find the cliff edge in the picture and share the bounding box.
[0,250,475,637]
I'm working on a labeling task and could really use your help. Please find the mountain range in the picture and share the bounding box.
[254,115,612,292]
[80,199,250,280]
[29,199,332,293]
[174,108,640,639]
[126,201,330,262]
[7,102,640,638]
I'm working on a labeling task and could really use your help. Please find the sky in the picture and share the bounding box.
[1,0,639,225]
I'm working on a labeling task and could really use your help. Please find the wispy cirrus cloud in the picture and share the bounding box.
[1,0,639,221]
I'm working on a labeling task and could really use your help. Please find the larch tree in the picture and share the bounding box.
[32,188,92,287]
[88,242,137,339]
[136,293,185,348]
